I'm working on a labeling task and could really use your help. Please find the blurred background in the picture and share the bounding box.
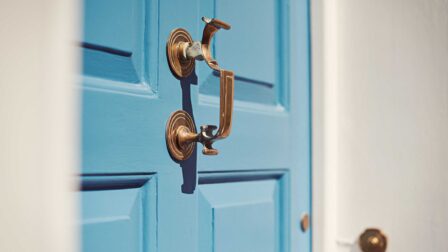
[313,0,448,251]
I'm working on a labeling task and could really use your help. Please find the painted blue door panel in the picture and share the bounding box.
[84,0,141,51]
[82,188,142,252]
[199,177,285,252]
[82,0,144,83]
[82,91,173,173]
[81,0,197,175]
[215,0,277,84]
[196,0,296,173]
[80,0,311,251]
[82,0,158,90]
[81,176,156,252]
[199,72,277,105]
[198,0,288,106]
[83,48,140,83]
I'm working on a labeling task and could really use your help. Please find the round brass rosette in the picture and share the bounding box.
[165,110,197,161]
[359,228,387,252]
[166,28,195,78]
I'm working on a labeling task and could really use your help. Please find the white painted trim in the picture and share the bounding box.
[312,1,339,252]
[0,1,79,251]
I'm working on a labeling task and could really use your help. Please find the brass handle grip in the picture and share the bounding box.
[166,17,234,161]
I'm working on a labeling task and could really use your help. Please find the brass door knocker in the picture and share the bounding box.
[166,17,234,161]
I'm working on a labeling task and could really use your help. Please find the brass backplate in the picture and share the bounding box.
[359,228,387,252]
[166,28,195,78]
[165,110,197,161]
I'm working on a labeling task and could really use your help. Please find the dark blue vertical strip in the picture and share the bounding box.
[141,181,147,252]
[154,175,159,252]
[212,0,217,59]
[305,0,313,250]
[280,172,291,252]
[276,0,291,110]
[155,0,160,93]
[143,0,149,85]
[211,208,216,252]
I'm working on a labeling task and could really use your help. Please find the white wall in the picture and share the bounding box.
[0,1,79,251]
[313,0,448,251]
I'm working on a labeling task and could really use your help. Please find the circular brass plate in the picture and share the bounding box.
[359,228,387,252]
[166,110,197,161]
[166,28,195,78]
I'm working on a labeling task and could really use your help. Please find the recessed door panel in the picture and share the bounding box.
[84,0,141,51]
[196,0,293,172]
[81,176,156,252]
[198,0,288,106]
[82,0,158,87]
[215,0,277,83]
[82,0,143,83]
[198,172,287,252]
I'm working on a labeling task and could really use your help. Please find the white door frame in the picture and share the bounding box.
[0,1,79,251]
[311,1,340,252]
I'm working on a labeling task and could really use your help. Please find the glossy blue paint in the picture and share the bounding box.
[81,175,157,252]
[80,0,311,251]
[198,171,288,252]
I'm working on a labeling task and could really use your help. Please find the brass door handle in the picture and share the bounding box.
[166,17,234,161]
[359,228,387,252]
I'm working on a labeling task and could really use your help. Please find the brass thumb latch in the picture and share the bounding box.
[166,17,234,161]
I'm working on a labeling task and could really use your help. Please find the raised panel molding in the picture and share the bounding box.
[198,0,290,107]
[80,175,156,252]
[198,171,289,252]
[81,0,159,95]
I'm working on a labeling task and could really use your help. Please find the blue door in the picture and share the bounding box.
[80,0,311,251]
